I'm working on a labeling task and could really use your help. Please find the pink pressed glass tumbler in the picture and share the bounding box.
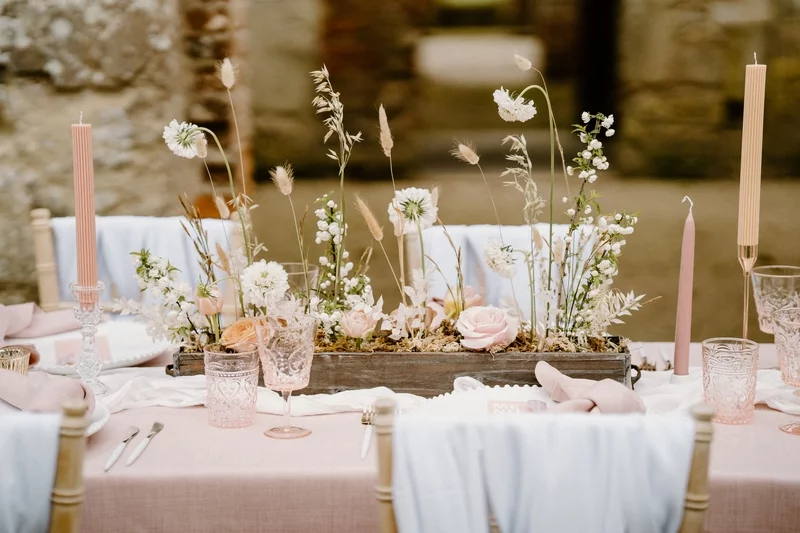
[772,308,800,386]
[701,338,759,424]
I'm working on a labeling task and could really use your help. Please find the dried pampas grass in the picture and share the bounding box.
[378,104,393,157]
[217,58,238,89]
[214,196,230,219]
[355,194,383,241]
[450,141,480,165]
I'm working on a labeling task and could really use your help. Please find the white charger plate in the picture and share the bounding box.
[23,320,172,375]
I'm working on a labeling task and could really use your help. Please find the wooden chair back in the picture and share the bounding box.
[374,399,714,533]
[50,399,89,533]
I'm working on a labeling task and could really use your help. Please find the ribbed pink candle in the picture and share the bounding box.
[737,56,766,247]
[72,117,98,287]
[673,197,695,376]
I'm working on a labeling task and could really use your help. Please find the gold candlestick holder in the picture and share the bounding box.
[738,244,758,339]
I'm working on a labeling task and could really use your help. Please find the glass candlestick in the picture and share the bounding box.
[70,281,108,395]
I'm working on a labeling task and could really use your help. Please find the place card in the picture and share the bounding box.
[55,336,112,365]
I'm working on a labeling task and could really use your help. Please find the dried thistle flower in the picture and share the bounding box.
[217,58,237,89]
[514,54,532,71]
[378,104,393,157]
[355,194,383,241]
[450,141,480,165]
[270,164,294,196]
[214,196,230,219]
[194,134,208,159]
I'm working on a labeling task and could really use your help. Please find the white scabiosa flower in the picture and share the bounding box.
[388,187,438,235]
[493,88,537,123]
[163,120,201,159]
[484,238,517,279]
[241,260,290,308]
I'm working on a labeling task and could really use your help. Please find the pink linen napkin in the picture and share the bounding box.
[535,361,645,414]
[0,303,80,341]
[0,368,95,416]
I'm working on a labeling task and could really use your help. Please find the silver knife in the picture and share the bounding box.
[104,426,139,472]
[126,422,163,466]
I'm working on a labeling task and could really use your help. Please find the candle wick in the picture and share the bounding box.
[682,195,694,213]
[754,52,758,65]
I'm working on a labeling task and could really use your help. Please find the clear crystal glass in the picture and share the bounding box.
[70,281,108,395]
[772,308,800,386]
[256,314,317,439]
[751,266,800,334]
[280,262,319,306]
[702,337,759,424]
[204,347,259,428]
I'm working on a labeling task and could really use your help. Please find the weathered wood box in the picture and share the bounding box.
[167,349,637,398]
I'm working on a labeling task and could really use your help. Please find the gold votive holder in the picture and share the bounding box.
[0,345,32,375]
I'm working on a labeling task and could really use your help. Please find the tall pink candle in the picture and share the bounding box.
[673,197,695,376]
[72,116,98,287]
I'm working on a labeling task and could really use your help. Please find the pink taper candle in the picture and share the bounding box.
[673,196,695,376]
[72,113,98,287]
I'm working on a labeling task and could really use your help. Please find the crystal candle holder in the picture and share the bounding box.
[204,347,259,428]
[70,281,108,395]
[772,308,800,386]
[0,346,32,375]
[751,266,800,334]
[702,337,759,424]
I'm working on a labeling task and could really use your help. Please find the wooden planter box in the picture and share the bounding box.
[168,349,636,398]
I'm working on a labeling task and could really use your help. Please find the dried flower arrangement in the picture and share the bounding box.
[123,54,650,360]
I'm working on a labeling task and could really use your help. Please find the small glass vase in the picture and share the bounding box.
[204,346,260,429]
[70,281,108,395]
[751,266,800,334]
[281,262,319,307]
[256,314,317,439]
[701,337,759,424]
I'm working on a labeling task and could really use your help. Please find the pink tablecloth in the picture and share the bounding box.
[83,404,800,533]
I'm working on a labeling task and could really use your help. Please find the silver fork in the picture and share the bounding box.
[360,404,375,460]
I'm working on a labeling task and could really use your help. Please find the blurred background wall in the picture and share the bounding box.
[1,0,799,341]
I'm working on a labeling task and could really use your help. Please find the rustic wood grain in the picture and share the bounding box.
[169,349,633,398]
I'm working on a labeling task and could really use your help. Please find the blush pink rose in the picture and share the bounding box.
[444,285,483,317]
[456,305,519,351]
[341,309,379,339]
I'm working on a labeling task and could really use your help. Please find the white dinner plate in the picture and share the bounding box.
[86,402,110,437]
[23,320,172,375]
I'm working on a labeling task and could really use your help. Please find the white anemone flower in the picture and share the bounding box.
[484,238,517,279]
[492,88,537,123]
[241,260,290,308]
[388,187,438,236]
[163,120,201,159]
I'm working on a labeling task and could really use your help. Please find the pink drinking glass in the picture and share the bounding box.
[772,308,800,386]
[204,347,259,429]
[701,337,759,424]
[256,314,317,439]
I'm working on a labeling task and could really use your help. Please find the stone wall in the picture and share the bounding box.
[0,0,192,303]
[618,0,800,176]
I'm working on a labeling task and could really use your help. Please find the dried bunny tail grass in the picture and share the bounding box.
[532,225,544,251]
[450,141,480,165]
[215,242,233,275]
[431,186,439,207]
[269,164,294,196]
[378,104,393,157]
[355,194,383,241]
[514,53,532,71]
[216,58,238,89]
[214,196,230,219]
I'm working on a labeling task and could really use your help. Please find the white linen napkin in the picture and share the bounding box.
[98,370,424,416]
[0,412,62,533]
[393,412,695,533]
